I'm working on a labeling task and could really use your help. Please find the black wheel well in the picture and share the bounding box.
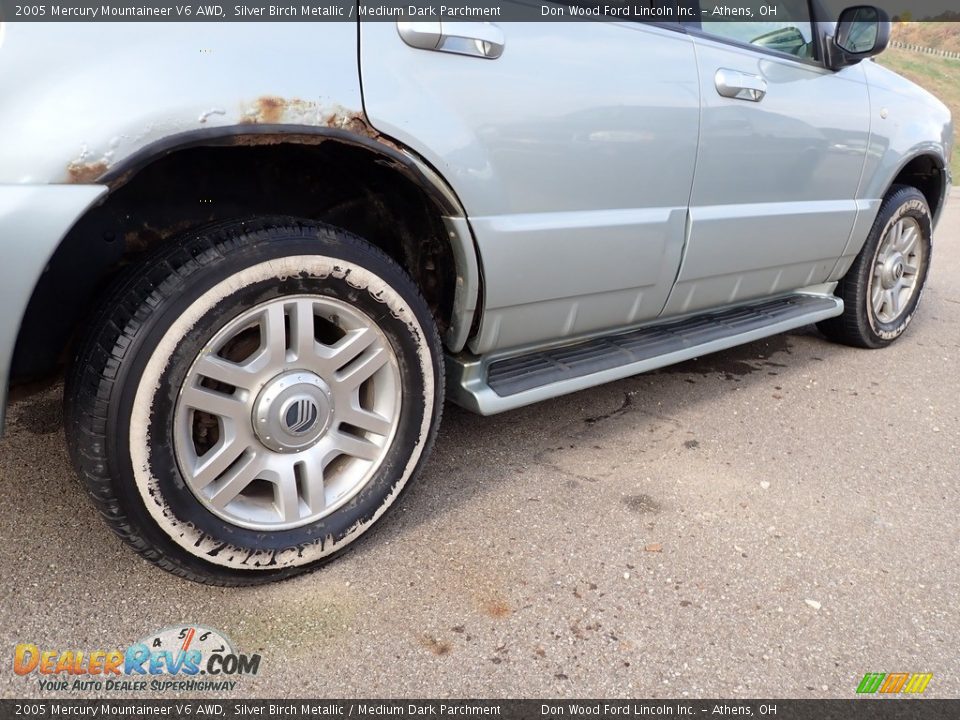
[891,154,945,218]
[11,138,463,385]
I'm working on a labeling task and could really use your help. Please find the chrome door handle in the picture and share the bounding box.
[438,22,505,59]
[398,21,504,59]
[396,21,442,51]
[714,68,767,102]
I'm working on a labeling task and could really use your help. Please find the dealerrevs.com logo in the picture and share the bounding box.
[13,625,260,693]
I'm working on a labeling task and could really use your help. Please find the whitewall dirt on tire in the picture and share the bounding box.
[66,219,444,585]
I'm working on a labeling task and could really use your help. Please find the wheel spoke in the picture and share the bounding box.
[889,287,902,316]
[337,346,390,390]
[209,453,261,510]
[899,225,918,254]
[887,220,902,253]
[181,385,247,422]
[877,290,890,315]
[298,456,326,514]
[289,299,317,363]
[331,431,381,462]
[260,302,289,365]
[191,433,249,490]
[871,283,884,312]
[341,404,394,437]
[274,473,302,524]
[322,326,378,372]
[194,354,258,390]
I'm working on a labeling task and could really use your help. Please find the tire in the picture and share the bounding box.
[818,185,933,349]
[65,218,444,585]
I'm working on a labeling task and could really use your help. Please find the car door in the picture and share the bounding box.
[360,10,700,354]
[661,1,872,316]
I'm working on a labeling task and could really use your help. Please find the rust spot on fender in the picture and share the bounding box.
[66,160,109,184]
[239,96,400,150]
[248,95,287,124]
[240,96,323,126]
[70,98,403,186]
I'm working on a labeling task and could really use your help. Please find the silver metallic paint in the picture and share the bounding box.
[0,19,952,424]
[0,22,362,184]
[664,38,872,316]
[857,60,953,224]
[361,20,702,354]
[0,185,107,426]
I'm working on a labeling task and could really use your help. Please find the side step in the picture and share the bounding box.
[447,293,843,415]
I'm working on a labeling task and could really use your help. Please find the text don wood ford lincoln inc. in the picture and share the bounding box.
[12,626,260,693]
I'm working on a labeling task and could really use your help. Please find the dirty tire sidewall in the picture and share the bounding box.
[864,195,932,344]
[819,185,933,349]
[85,222,441,583]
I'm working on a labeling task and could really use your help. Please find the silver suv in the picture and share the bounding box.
[0,8,951,584]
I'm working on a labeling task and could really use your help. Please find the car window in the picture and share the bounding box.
[698,0,816,59]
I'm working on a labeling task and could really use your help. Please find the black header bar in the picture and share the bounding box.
[0,0,958,22]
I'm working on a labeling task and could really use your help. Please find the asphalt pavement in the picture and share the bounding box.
[2,192,958,699]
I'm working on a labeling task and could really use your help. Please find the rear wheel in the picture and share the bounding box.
[818,185,932,348]
[66,218,443,585]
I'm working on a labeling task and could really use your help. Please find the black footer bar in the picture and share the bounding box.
[4,699,960,720]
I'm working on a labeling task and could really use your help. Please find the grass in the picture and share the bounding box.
[890,22,960,53]
[876,47,960,175]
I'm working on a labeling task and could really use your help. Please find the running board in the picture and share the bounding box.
[447,294,843,415]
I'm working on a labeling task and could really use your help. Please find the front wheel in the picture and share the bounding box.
[66,218,444,585]
[819,185,933,348]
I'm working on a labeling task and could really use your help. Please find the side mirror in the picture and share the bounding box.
[824,5,891,70]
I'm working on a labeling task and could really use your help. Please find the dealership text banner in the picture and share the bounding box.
[1,1,960,22]
[4,700,960,720]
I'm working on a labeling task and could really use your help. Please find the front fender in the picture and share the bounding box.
[0,22,363,184]
[859,60,952,215]
[0,185,106,429]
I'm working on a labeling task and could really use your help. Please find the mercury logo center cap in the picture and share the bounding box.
[284,398,319,435]
[253,371,333,453]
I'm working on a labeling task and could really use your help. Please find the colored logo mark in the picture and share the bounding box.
[856,672,933,694]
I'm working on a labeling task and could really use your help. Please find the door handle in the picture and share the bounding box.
[437,22,505,59]
[714,68,767,102]
[398,21,505,59]
[396,21,443,51]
